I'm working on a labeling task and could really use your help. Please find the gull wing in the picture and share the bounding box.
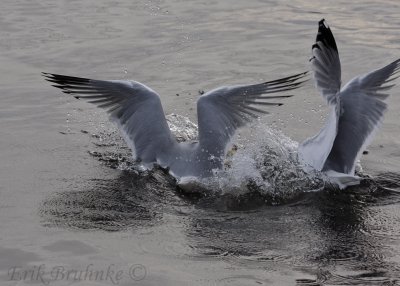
[323,59,400,174]
[43,73,175,164]
[299,19,341,170]
[311,19,341,105]
[197,72,308,159]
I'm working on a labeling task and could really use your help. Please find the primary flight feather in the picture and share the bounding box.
[299,19,400,188]
[44,71,308,179]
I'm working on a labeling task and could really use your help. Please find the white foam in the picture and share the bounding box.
[94,116,327,199]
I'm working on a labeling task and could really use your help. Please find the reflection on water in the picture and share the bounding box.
[312,180,400,285]
[40,145,400,285]
[41,168,178,231]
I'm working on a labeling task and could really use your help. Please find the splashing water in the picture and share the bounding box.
[212,124,326,202]
[87,114,330,202]
[166,113,198,142]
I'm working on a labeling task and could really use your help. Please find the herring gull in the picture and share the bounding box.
[299,19,400,188]
[43,70,307,183]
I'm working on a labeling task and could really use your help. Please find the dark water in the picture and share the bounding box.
[1,0,400,285]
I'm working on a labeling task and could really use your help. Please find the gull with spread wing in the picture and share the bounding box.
[299,19,400,188]
[43,70,307,183]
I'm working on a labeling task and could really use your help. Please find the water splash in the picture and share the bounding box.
[206,124,326,202]
[84,114,400,205]
[166,113,198,142]
[86,115,330,201]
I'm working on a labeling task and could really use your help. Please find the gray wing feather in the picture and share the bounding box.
[43,73,175,164]
[299,19,342,170]
[197,72,308,158]
[311,19,341,105]
[300,19,399,177]
[299,105,340,171]
[323,59,400,174]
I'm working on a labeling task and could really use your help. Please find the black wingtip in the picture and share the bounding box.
[42,72,53,81]
[43,72,94,101]
[42,72,91,85]
[318,18,326,26]
[315,19,338,53]
[312,43,320,50]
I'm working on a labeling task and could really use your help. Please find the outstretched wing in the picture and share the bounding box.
[299,19,342,171]
[197,72,308,158]
[43,73,175,165]
[311,19,341,105]
[323,59,400,174]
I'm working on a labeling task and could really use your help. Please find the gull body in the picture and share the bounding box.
[44,71,307,182]
[299,19,400,188]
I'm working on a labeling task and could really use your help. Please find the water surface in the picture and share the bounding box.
[1,0,400,285]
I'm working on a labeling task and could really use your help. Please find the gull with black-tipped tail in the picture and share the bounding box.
[299,19,400,189]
